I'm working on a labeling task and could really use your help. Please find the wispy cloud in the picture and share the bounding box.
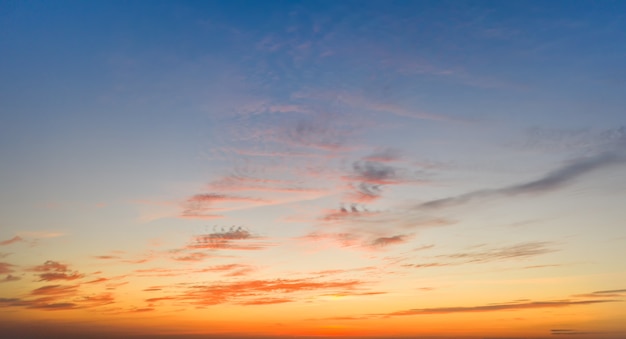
[170,252,214,262]
[403,242,555,268]
[344,160,416,203]
[334,93,464,123]
[0,283,114,312]
[1,274,20,283]
[152,277,368,307]
[93,255,121,260]
[573,289,626,298]
[0,236,23,246]
[16,231,63,239]
[381,299,619,317]
[419,148,626,210]
[0,262,16,275]
[30,261,84,282]
[187,226,273,251]
[551,328,593,335]
[362,148,402,163]
[181,193,269,219]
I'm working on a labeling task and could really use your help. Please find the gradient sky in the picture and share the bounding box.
[1,1,626,338]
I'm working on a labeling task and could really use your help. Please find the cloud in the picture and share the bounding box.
[0,262,15,274]
[0,283,114,312]
[238,297,294,305]
[135,264,255,279]
[438,242,555,263]
[28,302,78,310]
[370,234,412,247]
[16,231,63,238]
[197,264,255,277]
[286,115,350,151]
[170,278,366,306]
[343,154,428,203]
[381,299,620,317]
[1,275,20,283]
[522,126,626,153]
[0,236,23,246]
[573,289,626,298]
[187,226,273,251]
[419,149,626,210]
[30,261,84,282]
[210,173,327,194]
[347,161,408,202]
[85,277,109,284]
[93,255,121,260]
[336,93,463,123]
[307,206,451,252]
[171,252,213,262]
[363,148,402,163]
[551,329,592,335]
[30,284,80,296]
[310,266,376,277]
[181,193,269,219]
[403,242,555,268]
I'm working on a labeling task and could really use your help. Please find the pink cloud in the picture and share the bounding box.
[0,262,15,274]
[0,236,23,246]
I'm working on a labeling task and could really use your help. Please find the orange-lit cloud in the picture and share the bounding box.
[381,299,620,317]
[30,260,84,281]
[0,262,16,274]
[0,282,115,312]
[144,277,369,307]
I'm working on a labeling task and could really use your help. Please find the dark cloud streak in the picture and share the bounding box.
[420,149,626,210]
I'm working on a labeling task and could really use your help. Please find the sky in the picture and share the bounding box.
[1,1,626,338]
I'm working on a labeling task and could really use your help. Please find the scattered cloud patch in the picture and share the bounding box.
[0,262,16,274]
[31,261,84,282]
[188,226,273,251]
[1,274,20,283]
[0,236,23,246]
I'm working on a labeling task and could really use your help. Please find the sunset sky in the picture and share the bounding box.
[1,1,626,338]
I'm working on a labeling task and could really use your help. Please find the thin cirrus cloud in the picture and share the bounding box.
[419,143,626,210]
[0,262,16,274]
[144,277,371,307]
[1,274,20,283]
[402,242,556,269]
[0,236,23,246]
[135,264,255,278]
[573,289,626,299]
[186,226,274,251]
[180,193,270,219]
[380,299,620,317]
[303,91,464,123]
[308,288,625,321]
